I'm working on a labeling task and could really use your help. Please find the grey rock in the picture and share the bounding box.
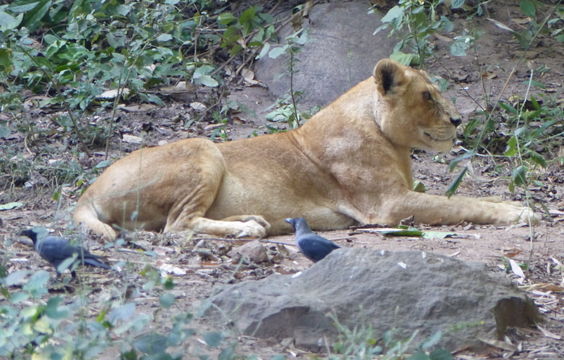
[205,249,540,352]
[254,1,396,108]
[229,240,270,265]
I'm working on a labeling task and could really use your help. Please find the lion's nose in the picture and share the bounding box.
[450,117,462,127]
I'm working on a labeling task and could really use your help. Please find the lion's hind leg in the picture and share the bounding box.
[161,143,270,238]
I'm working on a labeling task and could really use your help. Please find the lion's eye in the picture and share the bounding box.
[422,91,432,101]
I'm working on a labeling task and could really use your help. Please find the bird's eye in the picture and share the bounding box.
[422,91,432,101]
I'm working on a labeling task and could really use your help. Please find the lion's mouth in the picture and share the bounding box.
[423,132,454,142]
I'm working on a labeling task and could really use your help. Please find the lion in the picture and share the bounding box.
[74,58,536,240]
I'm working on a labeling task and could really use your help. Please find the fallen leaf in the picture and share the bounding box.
[481,71,498,80]
[503,248,523,258]
[511,17,531,25]
[122,134,143,144]
[118,104,158,112]
[366,227,423,237]
[97,88,130,100]
[478,337,517,351]
[422,231,457,239]
[190,102,207,112]
[524,283,564,292]
[158,263,187,276]
[241,68,260,86]
[537,325,562,340]
[487,18,515,32]
[508,258,526,278]
[204,123,224,131]
[0,202,24,211]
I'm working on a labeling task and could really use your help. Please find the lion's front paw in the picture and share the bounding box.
[516,207,540,225]
[500,205,539,225]
[236,219,268,238]
[241,215,271,231]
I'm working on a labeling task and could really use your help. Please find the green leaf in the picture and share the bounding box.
[413,180,426,193]
[57,254,78,274]
[218,345,237,360]
[519,0,536,17]
[448,151,475,172]
[527,150,547,168]
[499,102,518,114]
[107,30,126,48]
[445,167,467,198]
[23,270,50,297]
[450,0,465,9]
[0,123,11,139]
[45,296,70,319]
[268,46,287,59]
[196,74,218,87]
[203,331,224,347]
[256,42,270,60]
[450,41,466,57]
[0,48,13,70]
[156,33,173,42]
[504,136,518,157]
[22,0,51,31]
[374,228,423,237]
[381,5,403,23]
[511,165,528,186]
[429,348,454,360]
[218,12,237,25]
[421,331,443,350]
[0,11,23,31]
[108,302,136,325]
[95,159,113,169]
[390,51,418,66]
[239,6,258,34]
[8,2,40,13]
[159,293,176,308]
[4,270,31,287]
[133,333,168,354]
[373,23,389,35]
[408,351,431,360]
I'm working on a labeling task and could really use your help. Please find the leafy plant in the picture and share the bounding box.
[260,29,310,129]
[0,263,240,359]
[513,0,564,49]
[0,0,280,194]
[218,5,276,56]
[373,0,457,65]
[458,92,562,193]
[330,313,453,360]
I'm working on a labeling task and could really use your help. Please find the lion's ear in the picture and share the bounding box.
[373,59,407,96]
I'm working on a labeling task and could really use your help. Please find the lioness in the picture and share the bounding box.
[74,59,535,239]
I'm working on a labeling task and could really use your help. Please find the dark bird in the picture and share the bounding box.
[285,217,340,262]
[20,228,111,277]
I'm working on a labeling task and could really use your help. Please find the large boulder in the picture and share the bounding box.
[254,1,396,108]
[204,249,540,352]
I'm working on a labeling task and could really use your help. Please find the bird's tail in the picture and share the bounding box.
[73,201,117,240]
[83,256,112,270]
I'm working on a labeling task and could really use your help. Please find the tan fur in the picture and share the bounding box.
[74,59,537,239]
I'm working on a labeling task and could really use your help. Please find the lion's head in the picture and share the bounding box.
[372,59,461,152]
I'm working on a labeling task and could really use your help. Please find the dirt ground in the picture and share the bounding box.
[1,0,563,358]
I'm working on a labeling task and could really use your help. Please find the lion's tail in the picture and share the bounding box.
[73,200,117,240]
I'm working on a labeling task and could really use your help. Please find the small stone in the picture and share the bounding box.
[229,240,269,265]
[190,102,207,112]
